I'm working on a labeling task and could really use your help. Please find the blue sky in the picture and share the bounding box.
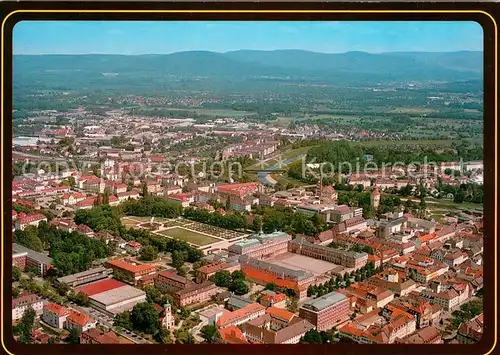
[13,21,483,54]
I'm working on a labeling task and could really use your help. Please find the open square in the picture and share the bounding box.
[268,252,339,275]
[155,227,221,246]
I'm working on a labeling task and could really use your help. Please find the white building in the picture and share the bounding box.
[12,293,44,321]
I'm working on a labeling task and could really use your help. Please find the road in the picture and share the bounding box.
[13,151,70,162]
[67,301,152,344]
[190,319,207,343]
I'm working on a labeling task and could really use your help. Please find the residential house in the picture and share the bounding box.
[65,311,97,333]
[12,293,44,321]
[14,213,47,230]
[42,303,71,328]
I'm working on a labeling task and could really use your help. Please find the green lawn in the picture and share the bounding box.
[352,139,455,148]
[426,198,483,211]
[156,227,221,246]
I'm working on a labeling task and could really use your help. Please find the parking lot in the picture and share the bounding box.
[67,301,151,344]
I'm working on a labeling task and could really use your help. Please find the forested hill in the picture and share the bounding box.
[14,50,482,90]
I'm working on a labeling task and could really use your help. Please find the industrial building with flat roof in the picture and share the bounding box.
[75,278,146,316]
[299,291,351,331]
[90,285,146,315]
[55,267,112,288]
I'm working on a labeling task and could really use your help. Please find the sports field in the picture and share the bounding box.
[156,227,221,246]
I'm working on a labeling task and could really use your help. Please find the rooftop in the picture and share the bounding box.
[12,243,53,265]
[89,285,146,306]
[106,258,157,274]
[301,291,348,312]
[218,325,248,344]
[56,266,110,285]
[216,302,266,328]
[67,311,94,327]
[75,278,127,296]
[266,307,296,322]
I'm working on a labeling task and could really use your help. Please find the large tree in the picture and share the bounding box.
[300,329,322,344]
[231,270,246,281]
[66,328,81,344]
[154,327,174,344]
[140,245,158,261]
[171,250,187,269]
[114,311,133,330]
[14,307,36,344]
[200,324,220,344]
[210,270,232,288]
[130,302,160,334]
[12,265,21,282]
[229,279,249,295]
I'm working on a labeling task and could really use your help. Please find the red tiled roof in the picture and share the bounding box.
[198,262,230,274]
[81,328,124,344]
[149,156,165,163]
[157,270,190,284]
[260,293,287,305]
[218,325,248,344]
[75,279,127,296]
[216,182,261,197]
[242,266,299,291]
[266,307,295,322]
[106,258,157,275]
[17,213,46,224]
[127,241,142,248]
[43,303,70,317]
[168,194,190,202]
[67,311,94,327]
[62,192,85,200]
[76,224,94,233]
[216,303,265,328]
[75,197,96,207]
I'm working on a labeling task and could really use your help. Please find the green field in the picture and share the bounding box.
[246,146,316,170]
[398,196,482,211]
[156,227,221,246]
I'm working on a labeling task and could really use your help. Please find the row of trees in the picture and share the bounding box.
[307,141,482,167]
[183,207,248,231]
[307,262,378,297]
[436,181,484,204]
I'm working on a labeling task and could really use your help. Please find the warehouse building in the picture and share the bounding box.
[75,278,146,316]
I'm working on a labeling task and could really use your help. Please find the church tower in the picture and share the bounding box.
[162,301,175,331]
[371,185,381,209]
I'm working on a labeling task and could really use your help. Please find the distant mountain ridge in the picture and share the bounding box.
[14,50,483,88]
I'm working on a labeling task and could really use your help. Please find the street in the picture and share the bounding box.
[67,301,152,344]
